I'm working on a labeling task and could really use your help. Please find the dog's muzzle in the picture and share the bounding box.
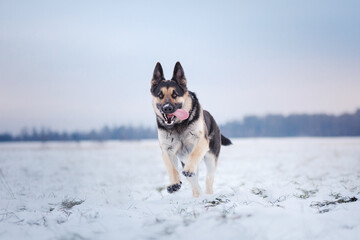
[159,104,176,126]
[162,103,174,114]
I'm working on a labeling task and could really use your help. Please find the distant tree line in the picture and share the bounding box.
[0,109,359,142]
[221,109,360,137]
[0,126,157,142]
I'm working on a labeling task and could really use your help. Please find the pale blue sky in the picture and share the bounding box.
[1,0,359,133]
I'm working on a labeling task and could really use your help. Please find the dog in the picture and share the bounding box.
[151,62,232,197]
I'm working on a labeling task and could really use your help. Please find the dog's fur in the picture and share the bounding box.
[151,62,232,197]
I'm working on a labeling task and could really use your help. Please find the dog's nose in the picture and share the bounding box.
[162,104,174,113]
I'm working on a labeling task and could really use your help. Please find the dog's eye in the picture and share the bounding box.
[158,93,164,99]
[172,92,177,98]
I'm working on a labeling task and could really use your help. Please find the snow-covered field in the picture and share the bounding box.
[0,138,359,240]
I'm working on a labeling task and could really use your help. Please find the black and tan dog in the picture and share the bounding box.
[151,62,232,197]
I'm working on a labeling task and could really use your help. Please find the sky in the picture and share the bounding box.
[0,0,359,134]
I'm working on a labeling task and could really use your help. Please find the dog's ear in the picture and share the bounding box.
[151,62,165,88]
[172,62,187,89]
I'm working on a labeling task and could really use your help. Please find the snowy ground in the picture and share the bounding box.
[0,138,359,240]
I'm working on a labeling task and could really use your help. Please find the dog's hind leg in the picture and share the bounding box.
[204,152,217,194]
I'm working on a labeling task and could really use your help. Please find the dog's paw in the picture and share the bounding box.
[182,171,195,177]
[167,181,182,193]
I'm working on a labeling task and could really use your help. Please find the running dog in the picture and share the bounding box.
[151,62,232,197]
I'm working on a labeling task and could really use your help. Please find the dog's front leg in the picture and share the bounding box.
[162,151,182,193]
[182,137,209,197]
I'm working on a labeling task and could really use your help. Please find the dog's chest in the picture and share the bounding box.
[159,128,200,158]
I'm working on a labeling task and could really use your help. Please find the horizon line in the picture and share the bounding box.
[1,107,359,136]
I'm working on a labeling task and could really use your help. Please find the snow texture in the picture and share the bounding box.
[0,138,359,240]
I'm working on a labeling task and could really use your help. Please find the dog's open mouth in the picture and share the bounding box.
[161,109,189,126]
[163,113,176,125]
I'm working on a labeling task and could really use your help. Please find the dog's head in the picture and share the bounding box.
[151,62,191,128]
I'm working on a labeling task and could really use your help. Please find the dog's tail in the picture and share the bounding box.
[221,134,232,146]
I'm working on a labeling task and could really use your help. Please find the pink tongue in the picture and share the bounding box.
[170,109,189,120]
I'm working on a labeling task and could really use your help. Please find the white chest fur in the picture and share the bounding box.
[158,120,204,163]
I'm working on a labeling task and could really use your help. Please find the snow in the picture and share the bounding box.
[0,138,359,240]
